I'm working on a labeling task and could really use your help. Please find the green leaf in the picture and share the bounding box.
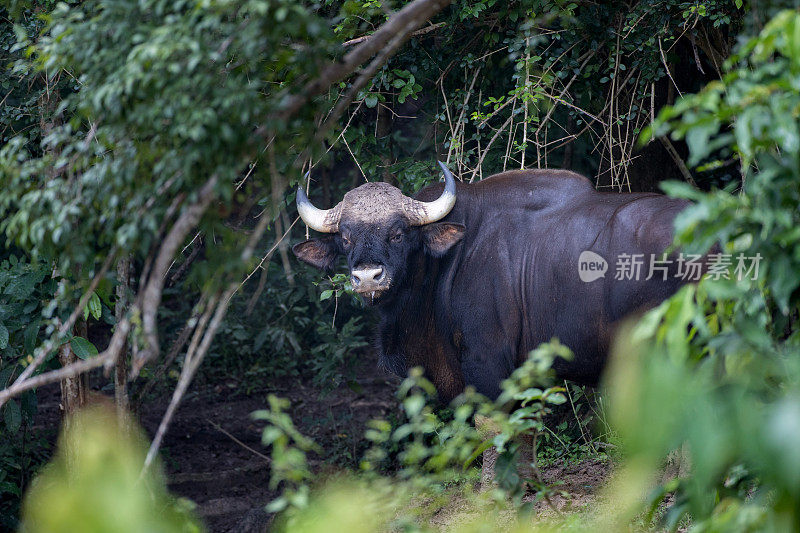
[464,438,494,470]
[265,496,288,513]
[88,292,102,320]
[23,320,40,354]
[0,480,21,497]
[319,289,334,301]
[0,324,8,350]
[493,450,521,490]
[546,392,567,405]
[4,399,22,434]
[364,94,378,108]
[403,395,425,418]
[70,337,99,360]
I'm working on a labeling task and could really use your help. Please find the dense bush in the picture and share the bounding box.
[255,7,800,531]
[3,0,798,531]
[607,10,800,529]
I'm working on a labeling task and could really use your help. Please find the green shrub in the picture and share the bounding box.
[21,406,202,533]
[606,9,800,530]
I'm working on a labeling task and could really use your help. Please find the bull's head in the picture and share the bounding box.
[292,161,465,305]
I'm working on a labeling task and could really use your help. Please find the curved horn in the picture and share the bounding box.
[405,161,457,225]
[296,174,341,233]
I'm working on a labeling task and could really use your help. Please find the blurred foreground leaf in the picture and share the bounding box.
[21,405,202,533]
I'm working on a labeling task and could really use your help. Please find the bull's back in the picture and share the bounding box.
[428,170,688,391]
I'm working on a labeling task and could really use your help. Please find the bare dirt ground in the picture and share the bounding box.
[31,353,613,532]
[136,354,404,532]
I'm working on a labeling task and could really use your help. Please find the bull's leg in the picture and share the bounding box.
[481,446,500,490]
[659,442,691,485]
[475,414,537,491]
[516,431,537,484]
[475,414,500,490]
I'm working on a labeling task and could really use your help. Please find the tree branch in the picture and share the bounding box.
[276,0,452,121]
[133,308,202,409]
[0,319,130,407]
[659,136,698,188]
[342,21,446,47]
[134,175,219,375]
[0,250,117,408]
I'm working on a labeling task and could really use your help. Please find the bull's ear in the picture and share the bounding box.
[421,222,465,257]
[292,237,338,270]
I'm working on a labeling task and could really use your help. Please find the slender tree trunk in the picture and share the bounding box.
[59,323,87,418]
[270,144,295,285]
[377,104,397,185]
[42,75,85,417]
[115,256,131,416]
[562,114,574,170]
[321,168,332,208]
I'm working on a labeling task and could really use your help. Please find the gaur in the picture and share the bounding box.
[293,162,689,401]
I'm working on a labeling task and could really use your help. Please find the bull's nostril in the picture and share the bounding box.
[352,266,385,286]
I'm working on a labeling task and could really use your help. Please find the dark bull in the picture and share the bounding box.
[293,162,689,401]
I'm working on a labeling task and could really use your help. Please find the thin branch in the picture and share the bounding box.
[240,217,299,290]
[168,238,203,287]
[132,306,203,409]
[207,419,271,462]
[342,21,445,46]
[469,113,514,182]
[342,134,367,182]
[134,175,219,375]
[313,10,435,151]
[658,37,683,98]
[535,48,598,135]
[659,136,698,188]
[143,290,227,471]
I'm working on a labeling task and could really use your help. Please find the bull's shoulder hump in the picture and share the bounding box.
[473,169,595,208]
[413,168,594,202]
[477,168,594,191]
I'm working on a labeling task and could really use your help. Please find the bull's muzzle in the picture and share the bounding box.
[351,265,389,295]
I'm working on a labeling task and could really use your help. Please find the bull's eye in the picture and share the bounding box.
[390,231,403,243]
[341,234,352,248]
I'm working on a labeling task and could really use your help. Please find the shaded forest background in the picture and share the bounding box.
[2,0,800,531]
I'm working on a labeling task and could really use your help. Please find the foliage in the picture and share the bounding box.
[0,252,52,527]
[536,383,611,468]
[0,0,783,530]
[0,389,47,531]
[257,340,572,528]
[327,0,744,192]
[604,9,800,531]
[168,263,369,394]
[0,254,50,367]
[0,244,114,524]
[0,0,341,272]
[21,405,202,533]
[252,394,322,515]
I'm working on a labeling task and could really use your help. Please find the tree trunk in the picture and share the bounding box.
[270,144,294,285]
[58,325,87,418]
[115,256,131,416]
